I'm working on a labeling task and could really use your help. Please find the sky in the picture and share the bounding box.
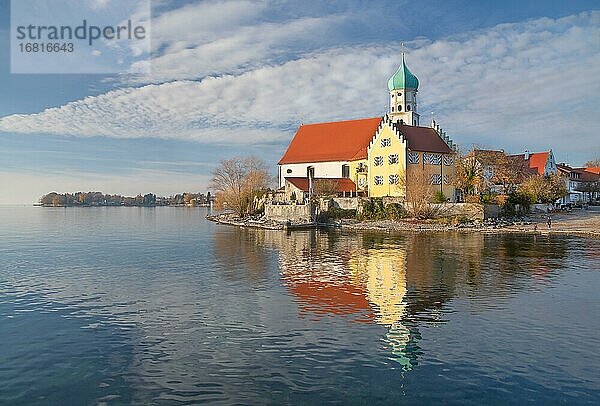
[0,0,599,204]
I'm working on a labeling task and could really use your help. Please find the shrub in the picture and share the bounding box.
[434,191,447,203]
[358,199,407,221]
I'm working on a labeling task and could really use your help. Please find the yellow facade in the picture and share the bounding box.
[364,121,456,200]
[367,123,408,198]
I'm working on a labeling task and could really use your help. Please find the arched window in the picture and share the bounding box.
[391,106,394,112]
[397,105,402,112]
[406,104,411,111]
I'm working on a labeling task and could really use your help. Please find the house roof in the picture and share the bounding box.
[396,123,453,154]
[510,151,550,175]
[279,117,453,165]
[285,177,357,192]
[585,167,600,175]
[557,164,599,182]
[278,117,383,164]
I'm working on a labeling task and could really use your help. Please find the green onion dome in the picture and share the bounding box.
[387,54,419,91]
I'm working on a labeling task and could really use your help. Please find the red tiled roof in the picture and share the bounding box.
[396,123,453,154]
[279,118,453,165]
[278,117,383,164]
[285,177,357,192]
[510,151,549,176]
[557,164,599,182]
[585,167,600,175]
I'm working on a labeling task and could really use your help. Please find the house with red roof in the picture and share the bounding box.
[278,54,457,200]
[557,164,600,204]
[510,150,557,176]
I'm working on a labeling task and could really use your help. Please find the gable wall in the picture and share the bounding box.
[367,122,407,197]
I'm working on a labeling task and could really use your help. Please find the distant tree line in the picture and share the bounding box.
[39,191,213,207]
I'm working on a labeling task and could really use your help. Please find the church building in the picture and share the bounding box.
[278,54,457,201]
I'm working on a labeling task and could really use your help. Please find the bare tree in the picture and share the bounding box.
[455,150,482,197]
[313,179,340,197]
[395,169,437,219]
[519,174,568,204]
[584,158,600,168]
[210,156,271,217]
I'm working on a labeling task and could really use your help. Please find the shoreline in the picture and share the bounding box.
[207,211,600,239]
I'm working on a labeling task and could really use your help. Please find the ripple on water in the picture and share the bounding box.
[1,207,599,404]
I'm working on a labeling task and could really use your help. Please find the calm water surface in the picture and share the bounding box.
[0,206,599,404]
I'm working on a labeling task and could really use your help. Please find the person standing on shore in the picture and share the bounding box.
[547,216,552,229]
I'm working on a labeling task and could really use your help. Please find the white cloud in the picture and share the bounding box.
[0,11,599,160]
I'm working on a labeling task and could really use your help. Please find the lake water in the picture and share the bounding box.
[0,206,599,404]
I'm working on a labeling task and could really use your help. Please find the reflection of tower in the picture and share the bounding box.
[348,244,419,369]
[386,322,412,369]
[270,231,425,369]
[349,246,407,325]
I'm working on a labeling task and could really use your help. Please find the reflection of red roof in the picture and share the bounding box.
[397,123,453,154]
[285,177,357,192]
[279,117,383,164]
[511,151,549,175]
[281,272,373,321]
[287,281,372,318]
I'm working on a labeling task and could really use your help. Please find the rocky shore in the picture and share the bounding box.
[207,211,600,238]
[206,213,315,230]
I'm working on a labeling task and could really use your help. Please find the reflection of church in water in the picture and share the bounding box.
[259,230,486,370]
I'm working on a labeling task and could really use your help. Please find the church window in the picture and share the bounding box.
[388,154,399,164]
[397,92,402,97]
[374,156,384,166]
[397,105,402,112]
[408,151,419,164]
[381,138,391,148]
[374,176,384,185]
[389,174,399,184]
[431,174,442,185]
[424,153,441,165]
[342,165,350,178]
[406,104,411,111]
[391,106,394,112]
[443,155,454,166]
[286,169,292,174]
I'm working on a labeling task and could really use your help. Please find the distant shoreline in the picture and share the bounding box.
[34,204,212,208]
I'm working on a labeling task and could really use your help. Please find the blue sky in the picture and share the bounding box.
[1,0,599,204]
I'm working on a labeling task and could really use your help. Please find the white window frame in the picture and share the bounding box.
[381,138,391,148]
[408,151,419,164]
[388,154,399,165]
[389,174,399,185]
[443,155,454,166]
[431,174,442,185]
[373,156,384,166]
[374,176,384,185]
[424,153,442,165]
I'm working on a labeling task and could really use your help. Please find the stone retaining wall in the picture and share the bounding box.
[265,203,313,222]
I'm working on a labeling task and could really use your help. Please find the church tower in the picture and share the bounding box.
[387,53,420,126]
